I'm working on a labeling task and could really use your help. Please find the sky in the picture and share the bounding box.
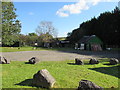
[13,0,119,37]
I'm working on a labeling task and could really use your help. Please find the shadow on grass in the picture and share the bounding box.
[15,79,33,87]
[24,62,35,65]
[15,79,44,88]
[103,63,113,65]
[67,62,99,65]
[67,62,85,65]
[89,65,120,78]
[67,63,76,65]
[46,47,120,59]
[25,62,30,64]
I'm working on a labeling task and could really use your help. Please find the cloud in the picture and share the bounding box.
[28,12,34,15]
[91,0,101,5]
[56,0,89,17]
[56,0,112,17]
[56,11,69,17]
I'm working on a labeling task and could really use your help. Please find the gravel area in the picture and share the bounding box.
[2,50,120,62]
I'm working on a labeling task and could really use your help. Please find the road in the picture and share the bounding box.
[2,50,120,62]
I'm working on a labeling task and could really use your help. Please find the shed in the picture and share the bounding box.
[60,40,70,47]
[75,35,103,51]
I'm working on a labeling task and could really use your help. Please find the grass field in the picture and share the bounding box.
[0,47,74,52]
[1,47,120,53]
[1,59,119,89]
[0,47,48,52]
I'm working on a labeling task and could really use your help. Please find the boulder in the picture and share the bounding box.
[78,80,103,90]
[75,58,84,65]
[28,57,39,64]
[109,58,119,65]
[0,56,4,64]
[33,69,56,88]
[0,61,4,64]
[0,56,10,64]
[89,58,99,64]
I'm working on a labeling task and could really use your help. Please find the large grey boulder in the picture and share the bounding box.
[0,60,4,64]
[109,58,119,65]
[33,69,56,88]
[75,58,84,65]
[0,56,4,64]
[89,58,99,64]
[0,56,10,64]
[28,57,39,64]
[78,80,103,90]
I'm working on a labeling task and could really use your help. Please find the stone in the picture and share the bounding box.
[0,56,4,64]
[28,57,39,64]
[109,58,119,65]
[33,69,56,88]
[0,61,2,64]
[0,61,4,64]
[0,56,10,64]
[89,58,99,64]
[78,80,103,90]
[75,58,84,65]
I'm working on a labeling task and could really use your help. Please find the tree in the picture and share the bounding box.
[36,21,58,38]
[67,7,120,46]
[27,33,38,46]
[18,33,39,47]
[67,32,72,37]
[2,1,21,46]
[39,33,53,43]
[18,34,27,46]
[28,33,37,36]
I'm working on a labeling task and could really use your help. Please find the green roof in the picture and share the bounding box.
[78,35,103,44]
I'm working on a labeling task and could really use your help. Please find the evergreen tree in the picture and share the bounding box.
[67,7,120,46]
[2,1,21,46]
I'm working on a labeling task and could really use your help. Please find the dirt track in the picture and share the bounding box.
[2,50,120,62]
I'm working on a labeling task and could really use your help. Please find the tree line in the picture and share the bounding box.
[67,7,120,47]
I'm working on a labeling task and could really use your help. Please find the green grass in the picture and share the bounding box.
[0,47,74,52]
[1,59,119,89]
[1,47,120,53]
[0,47,46,52]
